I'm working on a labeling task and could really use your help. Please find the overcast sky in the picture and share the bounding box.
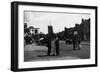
[24,11,90,34]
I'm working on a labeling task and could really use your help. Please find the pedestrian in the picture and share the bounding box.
[47,35,52,56]
[51,38,56,56]
[77,35,81,50]
[72,31,81,50]
[55,36,60,56]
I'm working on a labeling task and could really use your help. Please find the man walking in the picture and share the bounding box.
[72,31,81,50]
[47,36,52,56]
[55,36,60,56]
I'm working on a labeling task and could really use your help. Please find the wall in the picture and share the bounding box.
[0,0,99,73]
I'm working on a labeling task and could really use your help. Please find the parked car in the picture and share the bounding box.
[38,37,47,45]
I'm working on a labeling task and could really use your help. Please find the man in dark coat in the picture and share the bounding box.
[46,35,52,56]
[55,37,60,56]
[72,31,81,50]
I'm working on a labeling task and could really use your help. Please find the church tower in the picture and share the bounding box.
[48,25,53,35]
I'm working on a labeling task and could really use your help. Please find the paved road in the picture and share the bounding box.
[24,41,90,62]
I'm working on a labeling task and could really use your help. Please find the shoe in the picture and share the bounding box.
[73,49,76,50]
[47,55,50,56]
[56,54,59,56]
[51,54,56,56]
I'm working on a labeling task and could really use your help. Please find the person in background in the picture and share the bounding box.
[77,35,81,50]
[47,35,52,56]
[55,36,60,56]
[51,38,56,56]
[72,31,81,50]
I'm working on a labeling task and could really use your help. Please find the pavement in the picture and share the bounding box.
[24,41,90,62]
[81,41,90,45]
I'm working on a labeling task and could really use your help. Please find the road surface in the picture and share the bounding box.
[24,41,90,62]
